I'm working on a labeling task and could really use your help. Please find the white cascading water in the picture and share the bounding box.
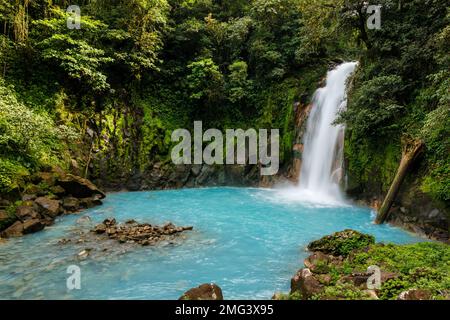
[296,62,358,204]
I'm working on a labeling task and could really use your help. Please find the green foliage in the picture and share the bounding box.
[350,242,450,300]
[0,158,28,192]
[32,8,112,93]
[419,81,450,201]
[187,58,224,103]
[337,0,450,203]
[227,61,253,104]
[338,75,405,138]
[312,282,373,300]
[0,80,62,163]
[0,79,69,191]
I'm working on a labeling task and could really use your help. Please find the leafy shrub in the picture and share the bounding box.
[0,79,68,191]
[0,159,28,191]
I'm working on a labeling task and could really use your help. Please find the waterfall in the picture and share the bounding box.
[297,62,358,204]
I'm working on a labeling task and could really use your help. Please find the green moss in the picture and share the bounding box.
[344,133,401,195]
[307,229,375,257]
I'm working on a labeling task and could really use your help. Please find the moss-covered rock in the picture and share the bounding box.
[307,229,375,256]
[287,232,450,300]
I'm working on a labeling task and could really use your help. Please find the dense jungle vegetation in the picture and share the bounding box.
[0,0,448,208]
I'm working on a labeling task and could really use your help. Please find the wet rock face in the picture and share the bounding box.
[179,283,224,300]
[91,219,193,246]
[57,174,106,199]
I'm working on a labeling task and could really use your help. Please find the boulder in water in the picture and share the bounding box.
[179,283,223,300]
[1,221,24,237]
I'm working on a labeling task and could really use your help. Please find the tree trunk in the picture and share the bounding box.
[375,138,424,224]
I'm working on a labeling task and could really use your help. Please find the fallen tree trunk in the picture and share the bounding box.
[375,138,425,224]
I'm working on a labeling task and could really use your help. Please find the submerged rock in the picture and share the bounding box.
[77,248,92,260]
[179,283,223,300]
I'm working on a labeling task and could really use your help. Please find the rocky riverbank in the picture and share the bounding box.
[0,168,105,239]
[275,230,450,300]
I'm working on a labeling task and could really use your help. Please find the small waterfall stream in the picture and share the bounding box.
[297,62,358,204]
